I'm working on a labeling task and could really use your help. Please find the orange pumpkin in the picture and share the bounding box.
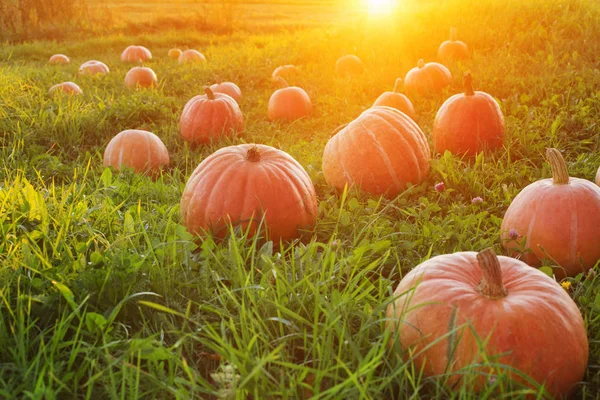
[179,50,207,65]
[272,64,300,81]
[180,87,244,144]
[386,248,588,398]
[124,67,158,89]
[322,106,430,198]
[501,148,600,277]
[335,55,365,77]
[168,48,182,60]
[210,79,242,103]
[372,78,416,121]
[49,54,70,65]
[432,72,505,156]
[437,27,470,63]
[121,45,152,63]
[79,60,109,75]
[103,129,169,176]
[404,59,451,96]
[267,78,312,121]
[49,82,83,95]
[180,143,317,242]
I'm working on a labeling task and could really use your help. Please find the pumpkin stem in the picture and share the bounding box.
[464,71,475,96]
[450,27,457,41]
[247,146,261,162]
[393,78,403,93]
[476,248,508,299]
[546,148,570,184]
[204,86,216,100]
[417,59,425,68]
[276,77,289,88]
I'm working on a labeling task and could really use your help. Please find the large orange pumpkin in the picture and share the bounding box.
[437,27,470,63]
[179,50,207,65]
[432,72,505,156]
[103,129,169,176]
[404,59,451,96]
[179,87,244,144]
[272,64,300,81]
[372,78,416,121]
[501,148,600,277]
[49,82,83,95]
[168,48,182,60]
[322,106,430,198]
[267,78,312,121]
[79,60,109,75]
[124,67,158,89]
[49,54,70,65]
[180,144,317,242]
[210,79,242,103]
[386,248,588,398]
[335,55,365,77]
[121,45,152,63]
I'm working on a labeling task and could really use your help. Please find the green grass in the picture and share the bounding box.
[1,0,600,398]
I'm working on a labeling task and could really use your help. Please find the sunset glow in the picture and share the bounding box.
[366,0,396,17]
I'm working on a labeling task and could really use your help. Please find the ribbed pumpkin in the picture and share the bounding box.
[124,67,158,89]
[103,129,169,176]
[322,106,430,198]
[180,144,318,242]
[335,55,365,77]
[179,50,207,64]
[79,60,110,75]
[180,87,244,144]
[501,148,600,278]
[49,54,70,65]
[168,48,182,60]
[121,45,152,63]
[49,82,83,95]
[437,27,470,63]
[386,248,588,398]
[404,59,452,96]
[432,72,505,156]
[272,64,300,81]
[210,79,242,103]
[267,78,312,121]
[372,78,416,121]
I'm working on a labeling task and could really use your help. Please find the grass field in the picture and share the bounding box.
[1,0,600,398]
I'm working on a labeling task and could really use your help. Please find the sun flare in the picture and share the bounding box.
[366,0,396,17]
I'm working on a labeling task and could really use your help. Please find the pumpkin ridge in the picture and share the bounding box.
[201,161,241,231]
[568,189,579,266]
[266,162,315,226]
[273,160,318,219]
[360,120,403,191]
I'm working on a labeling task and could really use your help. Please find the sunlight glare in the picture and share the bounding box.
[367,0,396,17]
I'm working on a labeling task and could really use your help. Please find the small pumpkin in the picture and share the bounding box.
[386,248,588,398]
[180,143,317,242]
[404,59,451,96]
[103,129,169,176]
[168,48,182,60]
[335,55,365,77]
[49,54,70,65]
[210,79,242,103]
[79,60,110,75]
[437,27,470,63]
[268,78,312,121]
[322,106,430,198]
[501,148,600,277]
[124,67,158,89]
[179,50,207,64]
[180,87,244,144]
[121,45,152,63]
[272,64,300,81]
[372,78,416,121]
[432,71,505,156]
[49,82,83,95]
